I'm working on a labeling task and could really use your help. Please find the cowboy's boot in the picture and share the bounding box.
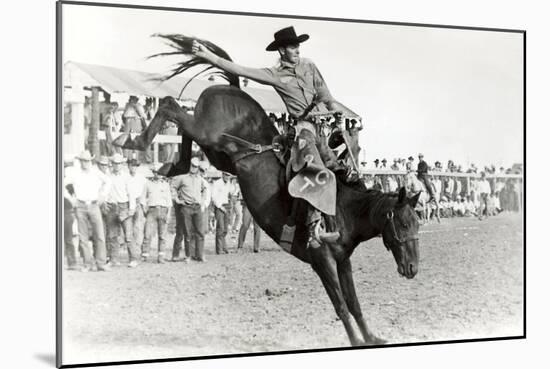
[306,208,339,249]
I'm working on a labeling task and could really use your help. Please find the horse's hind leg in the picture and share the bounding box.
[337,258,387,345]
[309,247,362,346]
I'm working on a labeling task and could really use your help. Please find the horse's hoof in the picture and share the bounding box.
[365,336,387,345]
[112,133,132,149]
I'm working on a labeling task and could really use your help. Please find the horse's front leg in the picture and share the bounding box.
[337,258,387,345]
[309,246,362,346]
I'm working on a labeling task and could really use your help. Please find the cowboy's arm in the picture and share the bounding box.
[192,42,280,86]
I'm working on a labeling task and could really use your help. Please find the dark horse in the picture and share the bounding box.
[118,35,421,346]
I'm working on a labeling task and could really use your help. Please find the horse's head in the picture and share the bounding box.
[381,187,421,279]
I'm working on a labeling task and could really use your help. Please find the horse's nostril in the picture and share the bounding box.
[409,263,417,276]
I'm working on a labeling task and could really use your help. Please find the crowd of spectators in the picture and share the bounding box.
[64,95,523,271]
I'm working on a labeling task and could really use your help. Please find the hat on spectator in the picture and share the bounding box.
[97,156,110,166]
[418,153,424,158]
[190,157,200,167]
[111,153,127,164]
[77,150,94,161]
[408,156,414,161]
[374,158,379,163]
[128,158,140,167]
[381,158,387,163]
[63,158,74,167]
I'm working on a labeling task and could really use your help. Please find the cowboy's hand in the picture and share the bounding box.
[191,40,214,62]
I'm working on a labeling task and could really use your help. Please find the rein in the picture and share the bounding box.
[385,211,419,245]
[220,133,274,162]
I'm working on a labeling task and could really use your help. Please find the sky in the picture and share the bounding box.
[62,3,524,168]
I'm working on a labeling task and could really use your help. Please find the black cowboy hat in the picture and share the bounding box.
[266,26,309,51]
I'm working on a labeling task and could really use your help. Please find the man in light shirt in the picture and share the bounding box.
[141,164,173,263]
[65,150,110,272]
[170,157,211,262]
[477,172,492,220]
[127,159,147,254]
[211,171,232,255]
[104,153,140,268]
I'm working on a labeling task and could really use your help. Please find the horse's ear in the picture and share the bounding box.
[409,192,421,208]
[398,187,407,204]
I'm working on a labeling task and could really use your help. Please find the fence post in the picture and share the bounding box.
[153,142,159,164]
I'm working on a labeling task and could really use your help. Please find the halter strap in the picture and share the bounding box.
[220,133,274,162]
[383,211,419,249]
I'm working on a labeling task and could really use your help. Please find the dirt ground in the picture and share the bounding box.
[61,212,524,365]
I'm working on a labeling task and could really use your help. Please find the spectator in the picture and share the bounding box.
[386,175,399,192]
[432,175,442,202]
[373,158,379,168]
[160,120,178,163]
[211,171,232,254]
[63,159,79,271]
[65,150,110,272]
[416,153,435,201]
[238,202,261,253]
[453,195,465,216]
[127,159,147,255]
[104,153,140,268]
[390,159,399,171]
[122,96,151,162]
[229,177,242,233]
[380,158,388,169]
[96,155,111,257]
[464,195,477,217]
[100,102,122,156]
[477,172,491,220]
[170,157,211,263]
[141,164,172,263]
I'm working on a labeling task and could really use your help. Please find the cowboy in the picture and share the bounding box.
[211,171,233,254]
[170,157,211,262]
[141,163,172,263]
[65,150,110,271]
[127,158,147,253]
[416,153,435,201]
[192,26,359,249]
[104,153,140,268]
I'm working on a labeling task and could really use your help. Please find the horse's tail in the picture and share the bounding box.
[149,34,240,92]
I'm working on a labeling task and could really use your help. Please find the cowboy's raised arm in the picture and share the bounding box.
[192,41,280,87]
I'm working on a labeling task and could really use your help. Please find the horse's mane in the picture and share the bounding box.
[149,34,240,91]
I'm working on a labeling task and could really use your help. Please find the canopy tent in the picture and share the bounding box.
[64,61,287,112]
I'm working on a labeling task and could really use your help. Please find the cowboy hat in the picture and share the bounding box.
[97,155,110,166]
[266,26,309,51]
[111,153,127,164]
[77,150,94,161]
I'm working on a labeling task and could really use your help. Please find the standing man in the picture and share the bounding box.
[170,157,211,262]
[96,155,112,260]
[211,171,232,254]
[65,151,110,271]
[127,158,147,254]
[417,153,435,201]
[63,159,79,271]
[141,164,172,263]
[478,172,491,220]
[192,26,358,249]
[237,201,261,253]
[104,153,140,268]
[122,96,149,161]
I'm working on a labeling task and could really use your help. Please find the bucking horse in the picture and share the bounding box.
[115,34,421,346]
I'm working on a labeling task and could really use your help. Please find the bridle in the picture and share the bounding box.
[383,210,419,250]
[220,133,274,162]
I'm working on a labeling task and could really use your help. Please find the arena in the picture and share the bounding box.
[62,212,523,365]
